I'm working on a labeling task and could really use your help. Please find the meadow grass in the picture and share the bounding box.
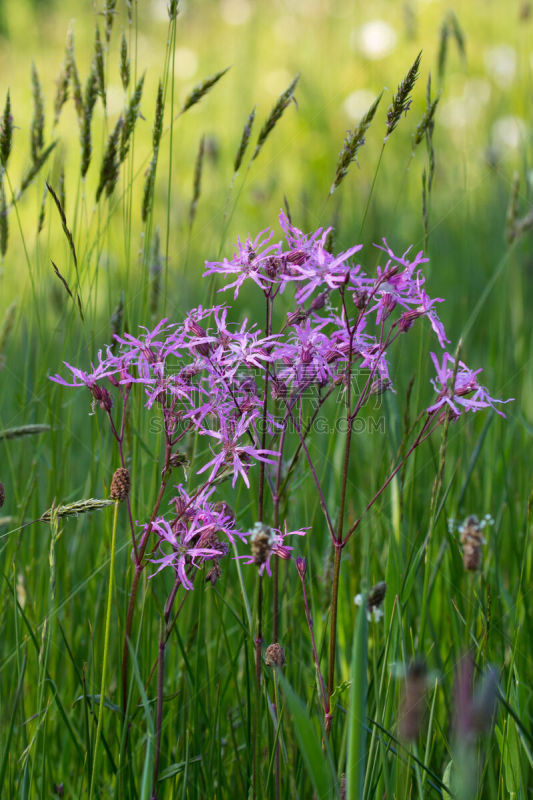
[0,1,531,798]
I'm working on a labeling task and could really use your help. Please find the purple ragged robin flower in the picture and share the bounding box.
[427,352,513,419]
[236,521,309,577]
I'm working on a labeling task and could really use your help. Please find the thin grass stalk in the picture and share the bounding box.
[153,576,180,796]
[89,499,119,800]
[163,14,177,313]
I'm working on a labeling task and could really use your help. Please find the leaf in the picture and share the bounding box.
[346,603,368,800]
[276,671,338,799]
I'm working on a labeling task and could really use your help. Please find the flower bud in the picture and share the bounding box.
[296,556,307,578]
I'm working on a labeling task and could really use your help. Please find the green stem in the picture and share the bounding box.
[358,142,385,240]
[89,500,119,800]
[326,541,343,732]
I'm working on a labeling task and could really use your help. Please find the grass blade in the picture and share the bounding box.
[276,670,338,799]
[346,603,368,800]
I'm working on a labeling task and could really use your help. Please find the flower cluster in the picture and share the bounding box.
[51,212,511,589]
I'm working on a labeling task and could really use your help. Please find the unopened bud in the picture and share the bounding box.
[110,468,130,501]
[286,309,307,327]
[310,291,328,311]
[296,556,307,577]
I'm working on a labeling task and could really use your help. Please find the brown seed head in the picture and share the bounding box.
[0,482,5,508]
[251,523,273,567]
[368,581,387,609]
[399,658,428,741]
[212,501,236,526]
[265,643,286,668]
[460,515,484,571]
[110,468,130,501]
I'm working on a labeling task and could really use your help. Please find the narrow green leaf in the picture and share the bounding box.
[346,603,368,800]
[277,671,338,799]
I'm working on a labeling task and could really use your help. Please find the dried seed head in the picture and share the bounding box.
[0,482,5,508]
[368,581,387,609]
[460,515,485,571]
[168,451,190,471]
[205,562,221,586]
[265,643,286,668]
[399,658,428,741]
[251,522,273,567]
[370,377,394,397]
[110,467,130,501]
[212,501,236,526]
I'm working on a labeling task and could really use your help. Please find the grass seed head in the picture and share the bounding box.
[233,105,256,173]
[96,116,123,201]
[179,66,231,116]
[189,134,205,229]
[30,62,45,164]
[252,74,299,162]
[120,32,130,91]
[385,51,421,139]
[1,90,13,167]
[0,174,8,257]
[120,74,145,163]
[330,91,383,193]
[65,25,83,121]
[93,24,106,109]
